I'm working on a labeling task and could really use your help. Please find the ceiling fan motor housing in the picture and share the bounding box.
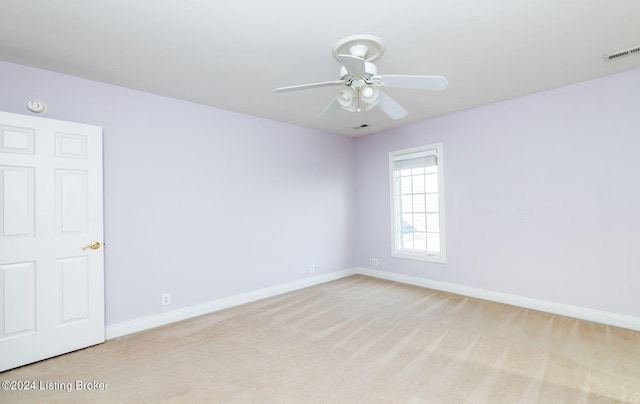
[339,60,378,81]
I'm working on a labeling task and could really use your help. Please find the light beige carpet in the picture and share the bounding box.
[1,275,639,403]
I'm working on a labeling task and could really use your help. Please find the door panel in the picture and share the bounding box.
[0,125,34,154]
[0,111,104,372]
[1,261,36,337]
[1,166,35,237]
[57,169,88,233]
[59,256,90,324]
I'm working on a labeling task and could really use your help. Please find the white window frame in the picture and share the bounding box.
[389,143,446,263]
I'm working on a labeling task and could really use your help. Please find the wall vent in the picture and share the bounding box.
[604,46,640,61]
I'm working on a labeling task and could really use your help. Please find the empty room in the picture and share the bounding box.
[1,1,639,402]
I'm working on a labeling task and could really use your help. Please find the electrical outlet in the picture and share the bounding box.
[370,258,379,266]
[309,264,316,274]
[161,293,171,306]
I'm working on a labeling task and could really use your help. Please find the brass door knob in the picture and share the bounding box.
[82,242,101,250]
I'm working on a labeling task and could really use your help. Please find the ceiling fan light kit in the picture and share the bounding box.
[274,35,448,121]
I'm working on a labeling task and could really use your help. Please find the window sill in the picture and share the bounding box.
[392,250,446,264]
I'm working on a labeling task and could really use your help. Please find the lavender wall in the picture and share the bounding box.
[0,60,357,325]
[355,68,640,317]
[2,57,639,326]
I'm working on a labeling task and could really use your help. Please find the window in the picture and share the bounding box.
[390,143,446,263]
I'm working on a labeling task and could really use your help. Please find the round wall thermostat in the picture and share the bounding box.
[25,99,47,113]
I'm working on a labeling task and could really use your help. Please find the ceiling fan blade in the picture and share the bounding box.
[317,97,341,120]
[379,75,448,91]
[337,54,366,77]
[377,90,408,120]
[274,80,346,93]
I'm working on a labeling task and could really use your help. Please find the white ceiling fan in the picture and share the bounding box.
[274,35,448,120]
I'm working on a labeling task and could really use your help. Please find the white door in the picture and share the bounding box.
[0,111,104,372]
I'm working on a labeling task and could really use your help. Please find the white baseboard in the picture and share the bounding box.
[106,266,640,339]
[106,268,357,339]
[355,267,640,331]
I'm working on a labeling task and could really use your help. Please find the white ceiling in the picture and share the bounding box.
[1,1,639,137]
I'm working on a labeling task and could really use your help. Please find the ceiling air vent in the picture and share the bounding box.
[604,46,640,61]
